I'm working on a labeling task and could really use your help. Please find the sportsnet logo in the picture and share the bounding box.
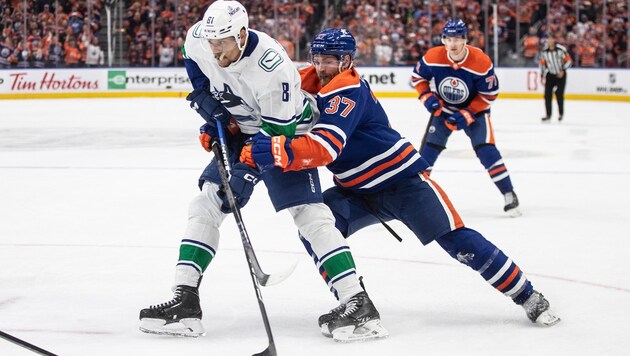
[108,70,126,89]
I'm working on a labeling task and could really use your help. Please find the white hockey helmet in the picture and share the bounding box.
[200,1,249,50]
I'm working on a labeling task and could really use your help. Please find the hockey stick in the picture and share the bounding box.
[212,123,276,356]
[213,125,296,287]
[419,111,435,153]
[0,330,57,356]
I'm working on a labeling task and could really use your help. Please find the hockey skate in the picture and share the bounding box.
[522,291,561,326]
[503,191,522,217]
[541,116,550,123]
[318,291,388,342]
[139,285,205,337]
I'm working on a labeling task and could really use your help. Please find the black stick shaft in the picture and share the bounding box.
[419,112,435,153]
[0,330,58,356]
[212,121,276,356]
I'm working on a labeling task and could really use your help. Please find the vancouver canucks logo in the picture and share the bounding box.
[192,23,202,38]
[212,84,255,118]
[438,76,469,105]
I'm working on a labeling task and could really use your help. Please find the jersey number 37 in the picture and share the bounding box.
[324,96,356,118]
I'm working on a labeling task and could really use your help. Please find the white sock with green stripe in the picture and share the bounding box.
[172,182,227,289]
[289,203,364,303]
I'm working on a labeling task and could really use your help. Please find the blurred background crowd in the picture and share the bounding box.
[1,0,628,69]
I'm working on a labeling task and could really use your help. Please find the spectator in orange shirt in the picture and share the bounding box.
[64,37,82,67]
[522,27,540,67]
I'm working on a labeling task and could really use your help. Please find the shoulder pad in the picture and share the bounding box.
[300,66,321,95]
[422,47,448,66]
[462,46,493,74]
[319,68,361,97]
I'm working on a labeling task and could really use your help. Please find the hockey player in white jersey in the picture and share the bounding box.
[138,0,387,342]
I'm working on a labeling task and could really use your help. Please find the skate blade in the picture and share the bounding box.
[536,310,561,326]
[320,324,333,338]
[332,320,389,342]
[505,207,522,218]
[139,318,205,337]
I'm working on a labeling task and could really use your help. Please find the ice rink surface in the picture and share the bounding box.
[1,96,629,356]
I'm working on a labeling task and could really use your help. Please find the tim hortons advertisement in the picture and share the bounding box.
[0,69,103,94]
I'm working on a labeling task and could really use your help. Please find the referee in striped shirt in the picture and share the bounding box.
[539,37,572,122]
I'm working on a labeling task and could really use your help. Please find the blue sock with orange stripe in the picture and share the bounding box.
[436,227,533,305]
[475,144,514,194]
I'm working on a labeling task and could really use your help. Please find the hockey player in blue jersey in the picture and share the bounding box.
[139,1,383,340]
[411,19,521,217]
[241,28,561,335]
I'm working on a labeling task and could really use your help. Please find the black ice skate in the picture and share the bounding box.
[318,291,388,342]
[318,304,345,338]
[503,191,522,217]
[139,285,204,337]
[522,290,561,326]
[541,116,551,123]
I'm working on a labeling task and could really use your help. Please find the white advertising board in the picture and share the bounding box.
[1,66,628,100]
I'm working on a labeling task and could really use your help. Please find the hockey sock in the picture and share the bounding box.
[420,143,444,170]
[292,203,362,303]
[300,233,338,300]
[475,144,514,194]
[436,228,533,304]
[174,182,226,288]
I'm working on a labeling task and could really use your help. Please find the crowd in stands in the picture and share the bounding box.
[332,0,628,67]
[1,0,104,68]
[124,0,318,67]
[0,0,628,69]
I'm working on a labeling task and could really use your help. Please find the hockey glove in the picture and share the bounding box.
[186,88,231,124]
[242,135,294,170]
[419,91,443,116]
[445,108,475,131]
[217,162,261,213]
[198,123,218,152]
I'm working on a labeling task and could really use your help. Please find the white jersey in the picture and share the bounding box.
[183,25,313,136]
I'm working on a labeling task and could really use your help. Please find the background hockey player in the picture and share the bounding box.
[411,19,521,217]
[139,1,385,341]
[241,28,561,335]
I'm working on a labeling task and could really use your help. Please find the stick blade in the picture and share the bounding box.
[253,344,277,356]
[257,259,298,287]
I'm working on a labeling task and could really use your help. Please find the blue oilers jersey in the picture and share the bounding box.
[411,45,499,114]
[293,66,429,193]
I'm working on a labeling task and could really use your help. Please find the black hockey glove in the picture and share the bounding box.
[217,163,261,213]
[186,88,231,124]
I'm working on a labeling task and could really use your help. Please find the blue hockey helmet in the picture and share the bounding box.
[310,28,356,60]
[442,19,467,38]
